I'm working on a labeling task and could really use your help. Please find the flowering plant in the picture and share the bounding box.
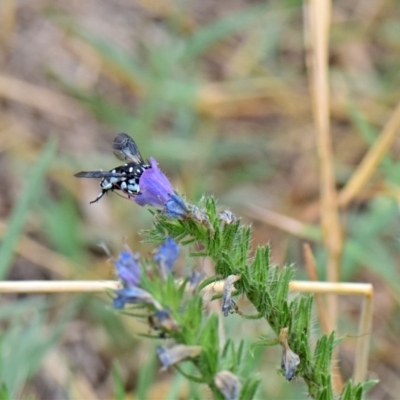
[102,153,376,400]
[75,132,375,400]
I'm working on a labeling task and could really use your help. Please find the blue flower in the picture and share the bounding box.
[114,286,162,310]
[113,251,163,310]
[164,193,188,218]
[135,158,187,218]
[114,251,141,287]
[154,237,179,276]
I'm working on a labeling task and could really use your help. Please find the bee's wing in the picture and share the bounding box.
[74,170,126,179]
[112,133,144,164]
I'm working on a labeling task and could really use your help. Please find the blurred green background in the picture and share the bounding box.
[0,0,400,398]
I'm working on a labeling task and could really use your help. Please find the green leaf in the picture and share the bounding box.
[136,346,158,400]
[0,299,74,398]
[0,137,56,278]
[39,193,84,263]
[251,246,270,286]
[182,4,267,61]
[112,363,126,400]
[240,376,260,400]
[197,314,219,378]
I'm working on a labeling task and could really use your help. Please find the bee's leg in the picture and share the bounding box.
[90,190,107,204]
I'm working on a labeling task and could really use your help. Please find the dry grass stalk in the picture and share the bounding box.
[246,204,317,240]
[306,0,342,338]
[43,351,100,400]
[339,99,400,207]
[64,36,144,94]
[0,279,373,296]
[288,281,372,295]
[0,0,16,50]
[132,0,195,33]
[354,285,374,384]
[196,77,308,118]
[302,243,330,332]
[0,280,119,293]
[0,74,80,118]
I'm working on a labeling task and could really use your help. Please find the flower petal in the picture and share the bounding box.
[114,251,141,287]
[164,193,188,218]
[135,157,174,208]
[154,237,180,276]
[113,286,162,309]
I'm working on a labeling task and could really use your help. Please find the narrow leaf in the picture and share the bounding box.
[0,138,56,278]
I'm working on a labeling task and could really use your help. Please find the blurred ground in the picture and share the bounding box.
[1,0,400,399]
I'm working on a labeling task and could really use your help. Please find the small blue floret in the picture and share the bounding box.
[154,237,180,274]
[114,251,141,287]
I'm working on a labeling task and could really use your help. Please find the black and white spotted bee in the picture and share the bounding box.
[74,133,150,204]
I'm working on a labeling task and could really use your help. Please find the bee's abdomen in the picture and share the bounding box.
[100,163,150,195]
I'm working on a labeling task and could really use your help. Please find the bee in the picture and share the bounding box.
[74,133,150,204]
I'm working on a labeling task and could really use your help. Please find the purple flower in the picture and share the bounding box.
[154,237,179,276]
[114,286,162,310]
[114,251,141,287]
[135,158,187,218]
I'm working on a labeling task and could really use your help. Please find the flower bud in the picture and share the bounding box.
[149,309,180,333]
[156,345,202,371]
[154,237,180,278]
[214,370,241,400]
[279,327,300,381]
[218,210,237,224]
[222,275,241,317]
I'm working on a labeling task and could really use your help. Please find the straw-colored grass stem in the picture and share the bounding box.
[302,244,330,332]
[0,0,16,50]
[354,285,374,384]
[246,204,320,241]
[305,0,342,348]
[0,280,119,293]
[339,99,400,207]
[0,74,80,118]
